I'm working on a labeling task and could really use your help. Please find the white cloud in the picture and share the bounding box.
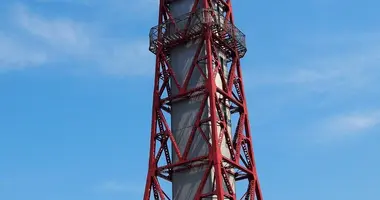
[315,110,380,143]
[244,32,380,146]
[0,3,154,76]
[327,111,380,132]
[96,40,154,76]
[34,0,158,14]
[95,181,143,194]
[250,32,380,94]
[13,3,92,55]
[34,0,91,4]
[0,33,47,70]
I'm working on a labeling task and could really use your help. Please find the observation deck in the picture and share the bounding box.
[149,9,247,60]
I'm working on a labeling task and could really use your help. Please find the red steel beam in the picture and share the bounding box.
[143,0,264,199]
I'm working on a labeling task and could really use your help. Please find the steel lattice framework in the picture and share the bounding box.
[143,0,264,199]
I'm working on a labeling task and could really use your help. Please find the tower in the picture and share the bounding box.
[143,0,263,199]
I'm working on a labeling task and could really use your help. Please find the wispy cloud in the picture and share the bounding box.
[329,112,380,132]
[250,31,380,94]
[34,0,158,14]
[315,110,380,143]
[0,33,47,70]
[0,3,154,76]
[245,31,380,146]
[13,3,91,54]
[95,181,143,194]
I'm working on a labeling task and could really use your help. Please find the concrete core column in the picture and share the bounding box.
[169,1,235,199]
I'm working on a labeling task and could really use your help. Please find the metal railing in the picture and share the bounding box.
[149,9,247,59]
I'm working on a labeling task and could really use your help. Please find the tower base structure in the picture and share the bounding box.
[144,1,263,199]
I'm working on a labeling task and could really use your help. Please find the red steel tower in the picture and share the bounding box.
[144,0,263,199]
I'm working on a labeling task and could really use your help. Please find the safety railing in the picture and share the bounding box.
[149,9,247,59]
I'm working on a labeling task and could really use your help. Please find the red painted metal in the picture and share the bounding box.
[144,0,263,199]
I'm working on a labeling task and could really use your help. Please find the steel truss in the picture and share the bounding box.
[144,0,264,199]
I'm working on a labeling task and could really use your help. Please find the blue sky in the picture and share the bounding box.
[0,0,379,199]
